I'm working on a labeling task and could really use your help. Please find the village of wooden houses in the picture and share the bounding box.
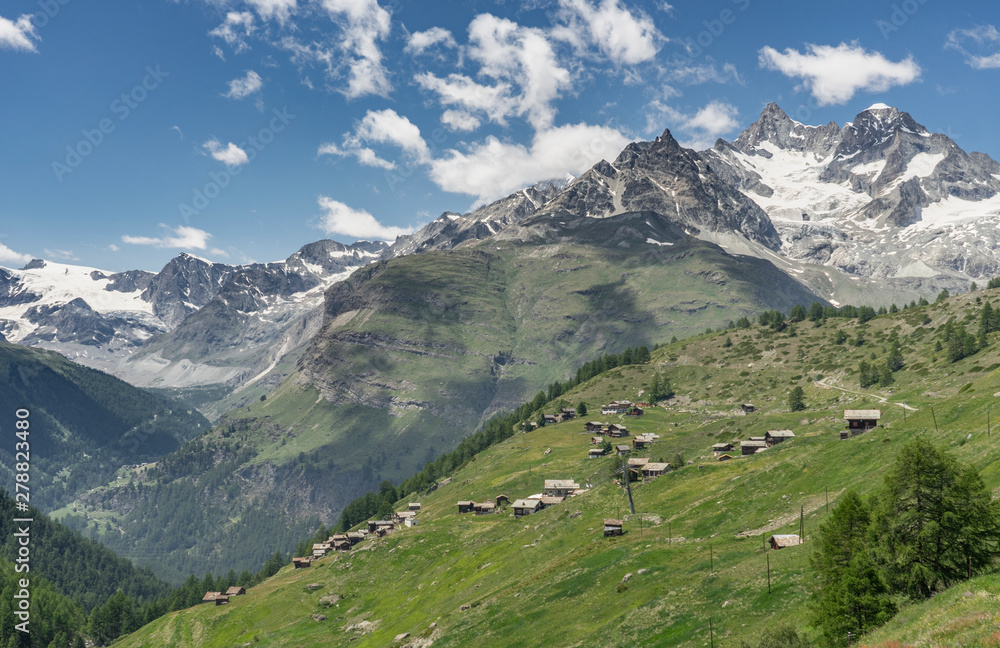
[190,400,887,605]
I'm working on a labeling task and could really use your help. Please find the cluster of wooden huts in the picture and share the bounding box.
[201,586,246,606]
[291,503,423,567]
[457,479,586,519]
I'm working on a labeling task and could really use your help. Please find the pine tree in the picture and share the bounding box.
[576,402,587,417]
[788,386,805,412]
[869,440,1000,598]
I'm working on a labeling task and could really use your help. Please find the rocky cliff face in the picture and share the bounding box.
[702,103,1000,286]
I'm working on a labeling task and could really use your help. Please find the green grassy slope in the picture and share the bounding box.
[112,286,1000,647]
[0,341,209,510]
[71,232,821,581]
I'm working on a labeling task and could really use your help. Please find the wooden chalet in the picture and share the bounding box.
[559,408,577,420]
[627,457,649,469]
[312,543,331,558]
[741,440,767,455]
[214,595,229,606]
[333,539,352,552]
[717,454,733,461]
[641,462,670,479]
[603,519,623,537]
[408,503,421,511]
[712,442,735,455]
[601,401,634,415]
[512,498,543,517]
[457,500,476,514]
[225,586,246,596]
[202,591,223,603]
[844,410,881,432]
[495,494,510,508]
[543,480,580,498]
[291,557,311,569]
[368,520,394,533]
[632,435,653,450]
[625,406,644,417]
[542,414,559,425]
[539,496,565,507]
[765,430,795,446]
[585,421,606,433]
[474,501,496,515]
[588,447,606,459]
[346,532,366,545]
[616,444,631,456]
[607,424,629,438]
[591,436,604,445]
[741,403,756,413]
[770,534,802,549]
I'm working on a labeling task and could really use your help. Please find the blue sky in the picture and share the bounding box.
[1,0,999,272]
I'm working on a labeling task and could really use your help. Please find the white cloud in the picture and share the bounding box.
[225,70,264,99]
[202,139,250,166]
[667,61,742,85]
[122,225,217,251]
[0,241,32,265]
[558,0,662,65]
[107,243,120,252]
[467,14,571,130]
[42,248,80,262]
[317,197,415,240]
[441,110,481,132]
[246,0,296,23]
[319,109,429,169]
[0,14,39,52]
[758,42,920,106]
[679,101,739,149]
[209,11,256,53]
[946,25,1000,69]
[320,0,393,99]
[428,122,631,204]
[415,72,516,127]
[404,27,457,55]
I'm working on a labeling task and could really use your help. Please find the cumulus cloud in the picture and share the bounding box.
[0,14,39,52]
[558,0,662,65]
[320,0,393,99]
[428,122,631,204]
[758,42,920,106]
[679,101,740,149]
[415,72,516,127]
[0,241,32,266]
[466,14,571,130]
[122,226,222,253]
[946,25,1000,69]
[404,27,457,55]
[42,248,80,262]
[246,0,297,23]
[225,70,264,99]
[318,108,429,169]
[317,197,415,240]
[209,11,256,53]
[203,139,250,166]
[441,109,481,132]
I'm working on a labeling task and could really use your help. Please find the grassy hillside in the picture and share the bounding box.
[0,341,209,510]
[112,285,1000,647]
[69,231,821,581]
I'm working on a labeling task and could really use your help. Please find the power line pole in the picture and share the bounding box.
[766,551,771,594]
[621,454,635,515]
[709,617,714,648]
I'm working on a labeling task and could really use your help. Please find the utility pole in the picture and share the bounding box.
[709,543,714,572]
[766,551,771,594]
[800,505,804,542]
[825,487,829,513]
[709,617,714,648]
[621,454,635,515]
[932,407,938,432]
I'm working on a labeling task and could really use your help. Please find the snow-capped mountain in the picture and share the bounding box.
[385,181,564,258]
[703,103,1000,283]
[0,240,386,395]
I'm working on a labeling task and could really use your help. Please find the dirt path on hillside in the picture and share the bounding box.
[813,378,917,411]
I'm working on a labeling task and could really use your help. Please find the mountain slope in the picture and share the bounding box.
[71,216,821,581]
[111,285,1000,647]
[0,341,209,510]
[703,103,1000,296]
